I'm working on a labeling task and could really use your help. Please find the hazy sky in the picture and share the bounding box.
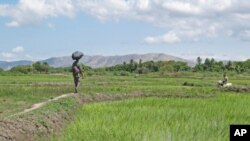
[0,0,250,61]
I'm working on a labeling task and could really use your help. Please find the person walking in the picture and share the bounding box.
[72,51,84,93]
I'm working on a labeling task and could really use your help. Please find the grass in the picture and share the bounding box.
[0,72,249,117]
[78,74,219,96]
[49,72,250,141]
[52,94,250,141]
[0,74,73,118]
[0,72,250,140]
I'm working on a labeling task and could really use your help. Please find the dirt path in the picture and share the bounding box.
[8,93,75,118]
[0,93,79,141]
[6,92,214,119]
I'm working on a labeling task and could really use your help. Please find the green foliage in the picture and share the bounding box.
[0,74,73,118]
[6,62,93,74]
[119,71,130,76]
[9,62,51,74]
[53,95,250,141]
[197,57,202,65]
[86,71,94,76]
[5,57,250,75]
[194,57,250,73]
[32,62,49,73]
[79,63,92,72]
[105,60,190,75]
[106,59,138,73]
[0,72,250,140]
[49,67,71,73]
[10,65,33,74]
[93,68,107,75]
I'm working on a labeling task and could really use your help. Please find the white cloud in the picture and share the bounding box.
[5,21,19,27]
[1,0,250,42]
[25,54,35,60]
[1,52,15,58]
[48,23,55,29]
[239,30,250,41]
[137,0,150,10]
[144,22,220,44]
[0,0,76,26]
[0,46,25,61]
[78,0,130,21]
[0,4,8,16]
[76,0,250,42]
[162,1,203,16]
[145,32,181,44]
[12,46,24,53]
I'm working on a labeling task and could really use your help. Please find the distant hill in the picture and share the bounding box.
[0,60,32,70]
[45,53,194,68]
[0,53,193,70]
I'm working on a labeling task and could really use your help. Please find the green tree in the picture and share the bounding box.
[197,57,202,65]
[32,62,50,73]
[129,59,137,72]
[139,59,142,68]
[10,65,33,74]
[204,58,211,71]
[243,59,250,70]
[225,61,234,71]
[160,65,174,73]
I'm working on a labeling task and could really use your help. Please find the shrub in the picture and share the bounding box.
[120,71,130,76]
[86,71,94,76]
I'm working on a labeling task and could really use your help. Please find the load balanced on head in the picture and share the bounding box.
[72,51,84,93]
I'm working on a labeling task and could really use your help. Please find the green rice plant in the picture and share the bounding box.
[52,94,250,141]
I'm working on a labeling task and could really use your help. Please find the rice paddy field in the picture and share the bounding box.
[0,72,250,141]
[52,95,250,141]
[0,74,73,118]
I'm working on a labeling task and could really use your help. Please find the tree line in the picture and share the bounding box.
[5,62,91,74]
[105,59,190,74]
[105,57,250,74]
[193,57,250,73]
[1,57,250,74]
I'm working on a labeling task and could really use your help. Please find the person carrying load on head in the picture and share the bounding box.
[72,51,84,94]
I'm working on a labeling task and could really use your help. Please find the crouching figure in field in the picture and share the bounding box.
[218,73,232,87]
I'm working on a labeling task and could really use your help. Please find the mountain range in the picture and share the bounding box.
[0,53,194,70]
